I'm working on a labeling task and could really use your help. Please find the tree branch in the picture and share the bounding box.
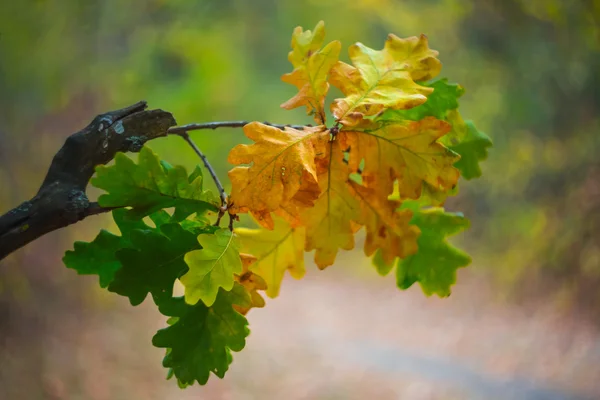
[0,102,312,260]
[0,101,176,261]
[167,120,311,134]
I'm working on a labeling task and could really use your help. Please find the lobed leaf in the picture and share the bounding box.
[152,284,251,386]
[181,229,243,306]
[298,141,362,268]
[235,215,305,298]
[330,34,441,126]
[281,20,341,124]
[390,201,471,297]
[340,117,460,201]
[449,120,492,180]
[92,146,219,221]
[350,182,421,266]
[227,123,329,228]
[63,208,147,287]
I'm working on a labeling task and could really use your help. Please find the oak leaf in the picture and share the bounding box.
[340,117,460,200]
[63,208,149,288]
[281,21,341,124]
[181,229,243,306]
[329,34,441,126]
[227,122,329,228]
[235,215,305,298]
[447,117,492,180]
[350,183,420,265]
[92,147,218,221]
[233,254,268,314]
[299,141,363,268]
[396,201,471,297]
[152,285,250,386]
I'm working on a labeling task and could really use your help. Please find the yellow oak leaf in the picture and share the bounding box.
[299,141,363,269]
[281,21,341,124]
[228,122,329,229]
[330,34,441,126]
[287,20,326,66]
[350,182,420,265]
[340,117,460,200]
[233,254,268,315]
[235,216,305,298]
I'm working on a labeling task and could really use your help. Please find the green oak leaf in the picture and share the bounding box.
[396,201,471,297]
[379,78,465,122]
[181,229,243,306]
[152,284,251,386]
[372,201,471,297]
[148,209,173,227]
[109,222,213,306]
[450,121,492,179]
[62,208,148,287]
[172,165,214,222]
[91,146,219,221]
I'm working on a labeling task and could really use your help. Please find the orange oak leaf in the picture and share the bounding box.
[235,216,305,298]
[233,254,268,315]
[281,21,341,124]
[340,117,460,200]
[227,122,329,229]
[330,34,441,126]
[350,182,420,265]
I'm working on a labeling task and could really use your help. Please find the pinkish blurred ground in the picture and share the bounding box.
[2,254,599,400]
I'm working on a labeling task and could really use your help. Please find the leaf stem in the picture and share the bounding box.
[171,131,228,225]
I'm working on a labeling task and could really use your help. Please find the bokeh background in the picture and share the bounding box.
[1,1,599,399]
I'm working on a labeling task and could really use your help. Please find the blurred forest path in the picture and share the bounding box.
[3,255,598,400]
[231,268,600,400]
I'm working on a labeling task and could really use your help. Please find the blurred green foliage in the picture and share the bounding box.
[0,0,599,317]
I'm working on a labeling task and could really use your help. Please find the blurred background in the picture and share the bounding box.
[1,0,599,399]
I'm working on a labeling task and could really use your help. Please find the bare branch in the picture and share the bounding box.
[167,120,311,134]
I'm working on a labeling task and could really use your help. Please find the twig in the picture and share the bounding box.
[168,121,311,134]
[228,213,238,232]
[167,120,313,229]
[0,101,176,260]
[171,131,228,226]
[86,202,120,217]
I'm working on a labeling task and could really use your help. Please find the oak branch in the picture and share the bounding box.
[0,101,176,260]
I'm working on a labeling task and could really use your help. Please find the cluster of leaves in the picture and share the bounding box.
[64,150,257,386]
[229,21,490,294]
[63,21,490,388]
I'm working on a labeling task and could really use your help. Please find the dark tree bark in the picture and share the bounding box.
[0,101,176,260]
